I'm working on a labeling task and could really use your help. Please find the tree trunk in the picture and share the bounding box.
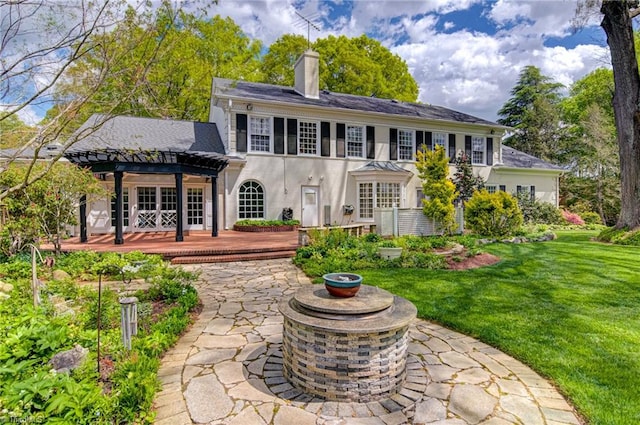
[601,0,640,230]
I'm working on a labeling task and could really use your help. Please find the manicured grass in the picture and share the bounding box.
[357,231,640,424]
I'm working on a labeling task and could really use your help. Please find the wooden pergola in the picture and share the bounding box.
[65,148,228,245]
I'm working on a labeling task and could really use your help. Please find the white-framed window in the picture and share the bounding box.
[359,182,374,219]
[472,136,485,165]
[433,132,447,150]
[416,188,426,207]
[347,125,364,157]
[187,188,204,225]
[298,120,319,155]
[110,187,130,227]
[238,180,265,219]
[358,181,403,220]
[517,185,536,202]
[249,116,271,152]
[485,184,497,194]
[398,129,414,160]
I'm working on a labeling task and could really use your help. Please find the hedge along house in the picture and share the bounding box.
[64,115,228,244]
[210,50,563,229]
[62,50,563,241]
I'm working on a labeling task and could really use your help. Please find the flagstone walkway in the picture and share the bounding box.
[153,259,583,425]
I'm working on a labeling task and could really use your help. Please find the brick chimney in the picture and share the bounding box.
[294,50,319,99]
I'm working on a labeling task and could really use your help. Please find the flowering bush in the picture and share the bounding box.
[561,210,585,225]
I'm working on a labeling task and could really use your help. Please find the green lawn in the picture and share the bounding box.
[357,231,640,424]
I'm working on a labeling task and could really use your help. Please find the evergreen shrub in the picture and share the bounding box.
[464,190,523,237]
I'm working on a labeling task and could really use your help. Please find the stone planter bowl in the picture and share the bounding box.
[323,273,363,298]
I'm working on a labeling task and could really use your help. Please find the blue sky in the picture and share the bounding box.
[212,0,609,121]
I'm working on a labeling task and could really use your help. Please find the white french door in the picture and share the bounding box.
[135,186,177,231]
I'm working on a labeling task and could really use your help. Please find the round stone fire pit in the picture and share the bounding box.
[279,284,417,402]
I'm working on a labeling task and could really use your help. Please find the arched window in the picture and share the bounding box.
[238,180,265,219]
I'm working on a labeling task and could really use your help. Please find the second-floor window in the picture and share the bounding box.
[299,121,318,155]
[347,125,364,157]
[398,129,414,160]
[250,116,271,152]
[472,136,485,165]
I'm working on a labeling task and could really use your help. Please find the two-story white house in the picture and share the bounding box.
[64,50,562,242]
[209,50,562,229]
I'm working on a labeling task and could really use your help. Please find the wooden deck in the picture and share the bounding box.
[42,230,300,264]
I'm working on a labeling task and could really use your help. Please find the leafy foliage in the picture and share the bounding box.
[0,162,106,256]
[262,34,418,102]
[416,145,458,234]
[293,228,453,279]
[0,252,199,424]
[234,219,300,227]
[464,190,523,237]
[515,191,564,225]
[57,9,263,123]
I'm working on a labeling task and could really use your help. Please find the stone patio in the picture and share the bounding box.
[153,259,583,425]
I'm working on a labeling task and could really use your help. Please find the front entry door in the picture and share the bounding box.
[301,186,319,227]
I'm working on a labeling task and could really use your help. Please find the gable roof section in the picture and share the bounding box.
[213,78,500,127]
[499,146,565,172]
[65,115,228,174]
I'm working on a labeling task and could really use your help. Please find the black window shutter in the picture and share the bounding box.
[517,185,522,194]
[366,126,375,159]
[486,137,493,165]
[499,185,506,192]
[274,117,285,155]
[415,131,424,154]
[236,114,247,153]
[530,185,536,201]
[389,128,398,160]
[465,135,472,159]
[337,123,346,158]
[287,118,297,155]
[321,122,330,157]
[425,131,433,151]
[448,134,456,163]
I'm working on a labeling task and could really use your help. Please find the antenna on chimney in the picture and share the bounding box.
[295,11,320,49]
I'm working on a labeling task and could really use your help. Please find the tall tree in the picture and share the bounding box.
[497,66,565,161]
[599,0,640,230]
[0,0,210,201]
[54,12,261,123]
[262,34,419,102]
[261,34,309,87]
[561,69,620,224]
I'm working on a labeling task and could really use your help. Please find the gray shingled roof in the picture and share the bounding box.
[213,78,500,127]
[352,161,413,173]
[499,146,565,171]
[68,114,226,155]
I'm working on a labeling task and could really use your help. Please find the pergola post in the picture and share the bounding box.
[114,171,124,245]
[175,172,184,242]
[211,175,218,237]
[79,195,87,243]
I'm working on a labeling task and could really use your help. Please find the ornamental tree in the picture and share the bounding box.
[452,152,484,205]
[416,145,458,234]
[0,163,106,255]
